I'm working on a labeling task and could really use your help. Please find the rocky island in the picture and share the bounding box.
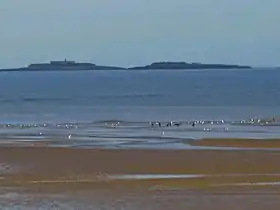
[0,60,251,72]
[129,62,251,70]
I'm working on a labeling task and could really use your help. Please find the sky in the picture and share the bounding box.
[0,0,279,68]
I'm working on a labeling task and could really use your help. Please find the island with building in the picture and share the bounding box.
[0,59,251,72]
[0,59,125,71]
[27,60,125,70]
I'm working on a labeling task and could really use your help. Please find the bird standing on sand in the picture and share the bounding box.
[150,122,161,127]
[171,122,180,127]
[166,122,172,127]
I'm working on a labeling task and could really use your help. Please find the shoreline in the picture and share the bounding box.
[187,138,280,148]
[2,136,280,151]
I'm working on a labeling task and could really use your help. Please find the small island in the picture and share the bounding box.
[128,62,251,70]
[0,59,125,72]
[27,60,125,70]
[0,60,251,72]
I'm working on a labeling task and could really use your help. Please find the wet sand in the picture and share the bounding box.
[1,142,280,209]
[1,188,280,210]
[189,138,280,148]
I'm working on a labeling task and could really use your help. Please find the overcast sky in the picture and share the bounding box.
[0,0,279,68]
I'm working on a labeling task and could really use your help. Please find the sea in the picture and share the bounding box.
[0,68,280,149]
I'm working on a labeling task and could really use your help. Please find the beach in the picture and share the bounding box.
[1,142,280,209]
[1,69,280,209]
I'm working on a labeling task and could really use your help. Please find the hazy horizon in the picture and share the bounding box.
[0,0,279,68]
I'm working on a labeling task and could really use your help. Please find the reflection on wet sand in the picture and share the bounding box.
[189,138,280,148]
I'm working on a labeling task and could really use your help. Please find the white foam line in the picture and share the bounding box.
[109,174,204,180]
[26,175,204,184]
[16,180,280,186]
[7,174,280,184]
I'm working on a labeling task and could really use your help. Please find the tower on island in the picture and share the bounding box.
[50,59,75,65]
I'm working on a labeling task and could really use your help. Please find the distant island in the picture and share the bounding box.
[128,62,251,70]
[0,59,251,72]
[0,59,125,71]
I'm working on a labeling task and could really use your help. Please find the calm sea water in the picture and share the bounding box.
[0,68,280,148]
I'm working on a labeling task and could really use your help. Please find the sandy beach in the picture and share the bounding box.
[1,139,280,209]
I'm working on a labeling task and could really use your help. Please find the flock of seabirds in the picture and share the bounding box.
[150,121,196,127]
[105,117,278,128]
[148,117,277,128]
